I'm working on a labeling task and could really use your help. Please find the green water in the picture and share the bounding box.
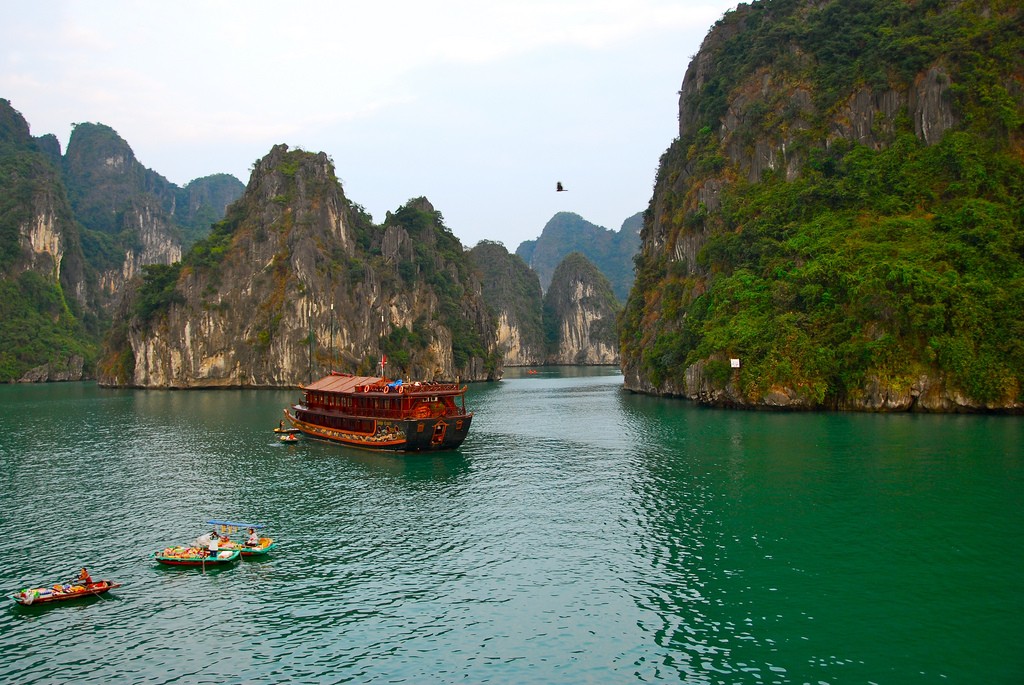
[0,369,1021,684]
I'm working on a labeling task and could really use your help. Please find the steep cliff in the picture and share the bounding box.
[0,99,95,381]
[176,173,246,247]
[468,240,545,366]
[544,253,620,365]
[98,145,501,388]
[516,211,641,302]
[64,123,242,310]
[621,0,1024,412]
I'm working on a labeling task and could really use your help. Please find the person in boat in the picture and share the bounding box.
[195,530,219,547]
[206,532,220,557]
[78,568,92,584]
[246,527,259,547]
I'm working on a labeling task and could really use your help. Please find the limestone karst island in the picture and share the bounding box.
[2,0,1022,414]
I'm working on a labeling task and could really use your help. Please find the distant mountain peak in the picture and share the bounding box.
[515,211,641,302]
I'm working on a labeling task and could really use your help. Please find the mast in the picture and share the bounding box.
[379,311,386,377]
[307,297,313,382]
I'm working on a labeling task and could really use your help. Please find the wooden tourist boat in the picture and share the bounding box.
[283,372,473,452]
[207,519,277,558]
[11,579,120,606]
[153,546,241,566]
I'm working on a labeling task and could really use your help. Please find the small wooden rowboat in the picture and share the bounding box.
[153,546,241,566]
[207,519,276,558]
[279,433,299,444]
[11,580,120,606]
[221,536,277,557]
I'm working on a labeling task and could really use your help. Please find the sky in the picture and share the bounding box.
[2,0,737,251]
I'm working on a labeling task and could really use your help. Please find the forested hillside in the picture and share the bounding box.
[621,0,1023,412]
[516,211,640,302]
[0,101,243,382]
[0,100,95,381]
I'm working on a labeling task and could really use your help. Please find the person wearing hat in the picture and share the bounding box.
[206,532,220,557]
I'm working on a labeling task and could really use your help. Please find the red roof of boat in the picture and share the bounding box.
[302,374,381,393]
[300,373,464,396]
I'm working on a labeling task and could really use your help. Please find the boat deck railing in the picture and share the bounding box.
[296,403,468,421]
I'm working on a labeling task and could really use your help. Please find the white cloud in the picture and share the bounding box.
[2,0,737,245]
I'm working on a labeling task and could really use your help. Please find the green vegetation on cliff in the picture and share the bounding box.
[385,200,494,372]
[621,0,1024,408]
[0,100,98,381]
[630,131,1023,403]
[65,122,243,272]
[0,271,95,382]
[544,252,621,362]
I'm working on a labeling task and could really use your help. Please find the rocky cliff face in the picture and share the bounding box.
[1,101,247,383]
[63,123,241,309]
[0,99,95,381]
[652,4,965,263]
[468,240,545,366]
[0,101,85,296]
[543,253,620,365]
[99,145,501,388]
[621,0,1024,412]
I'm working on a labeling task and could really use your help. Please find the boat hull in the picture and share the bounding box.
[241,540,276,557]
[219,538,276,557]
[154,548,241,566]
[286,412,472,452]
[11,581,119,605]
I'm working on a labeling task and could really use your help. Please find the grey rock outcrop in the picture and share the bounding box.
[469,241,545,366]
[543,253,619,365]
[99,145,501,388]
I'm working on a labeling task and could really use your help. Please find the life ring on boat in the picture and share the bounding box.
[398,386,404,394]
[363,385,370,392]
[383,385,390,393]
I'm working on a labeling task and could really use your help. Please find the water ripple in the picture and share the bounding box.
[0,378,1021,683]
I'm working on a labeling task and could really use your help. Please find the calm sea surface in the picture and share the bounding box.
[0,368,1021,684]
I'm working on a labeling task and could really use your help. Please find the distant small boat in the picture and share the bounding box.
[11,579,120,606]
[279,433,300,444]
